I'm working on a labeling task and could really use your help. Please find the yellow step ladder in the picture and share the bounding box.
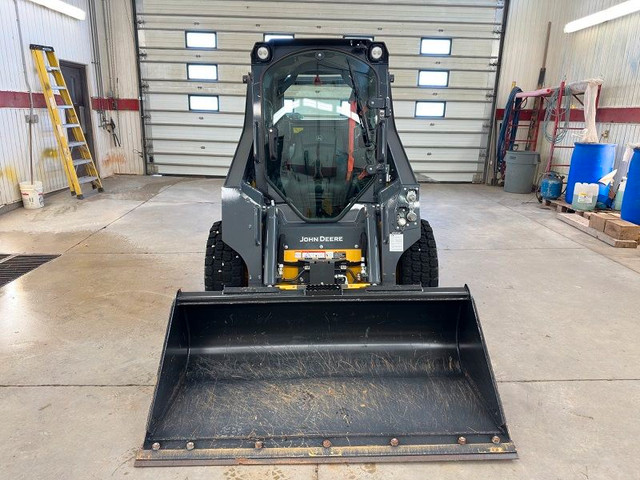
[30,44,103,199]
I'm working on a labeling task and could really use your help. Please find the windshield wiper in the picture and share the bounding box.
[346,60,373,148]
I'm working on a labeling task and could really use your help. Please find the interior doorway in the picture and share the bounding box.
[60,61,96,168]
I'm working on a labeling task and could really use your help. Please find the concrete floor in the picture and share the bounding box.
[1,175,639,479]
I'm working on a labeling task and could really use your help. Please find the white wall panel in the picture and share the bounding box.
[498,0,640,177]
[0,0,143,206]
[1,0,97,205]
[91,0,144,176]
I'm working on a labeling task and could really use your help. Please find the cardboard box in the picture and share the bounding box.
[589,212,619,232]
[604,219,640,241]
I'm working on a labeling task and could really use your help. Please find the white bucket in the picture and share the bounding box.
[19,181,44,209]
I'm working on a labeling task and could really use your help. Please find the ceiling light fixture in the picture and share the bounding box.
[564,0,640,33]
[27,0,86,21]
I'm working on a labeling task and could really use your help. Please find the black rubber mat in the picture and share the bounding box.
[0,255,60,287]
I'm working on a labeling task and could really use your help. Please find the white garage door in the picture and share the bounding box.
[135,0,505,182]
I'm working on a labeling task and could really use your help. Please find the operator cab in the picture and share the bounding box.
[261,46,381,220]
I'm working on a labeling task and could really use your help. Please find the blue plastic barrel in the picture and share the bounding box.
[565,143,616,204]
[621,148,640,224]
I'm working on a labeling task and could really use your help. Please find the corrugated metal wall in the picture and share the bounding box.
[1,0,90,206]
[136,0,506,182]
[0,0,142,207]
[498,0,640,175]
[93,0,145,177]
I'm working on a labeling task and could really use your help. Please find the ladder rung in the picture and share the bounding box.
[51,85,67,91]
[78,175,98,185]
[68,141,86,148]
[57,105,74,109]
[62,123,80,128]
[73,159,92,167]
[46,67,61,72]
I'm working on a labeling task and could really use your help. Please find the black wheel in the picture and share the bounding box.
[398,220,439,287]
[204,221,248,291]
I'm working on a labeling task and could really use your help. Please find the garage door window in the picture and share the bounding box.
[420,38,452,55]
[264,33,294,42]
[418,70,449,87]
[189,95,219,112]
[415,101,446,118]
[185,31,217,49]
[187,64,218,81]
[344,35,374,41]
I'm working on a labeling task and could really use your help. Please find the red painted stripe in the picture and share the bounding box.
[496,107,640,123]
[91,97,139,111]
[0,90,139,111]
[0,91,58,108]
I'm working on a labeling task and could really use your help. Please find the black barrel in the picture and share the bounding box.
[135,287,516,466]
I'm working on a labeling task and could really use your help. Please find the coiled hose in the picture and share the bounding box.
[543,85,572,143]
[496,87,522,177]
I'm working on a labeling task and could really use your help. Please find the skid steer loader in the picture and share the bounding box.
[136,39,516,466]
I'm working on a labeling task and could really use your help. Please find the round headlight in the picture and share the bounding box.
[257,46,270,61]
[370,45,383,61]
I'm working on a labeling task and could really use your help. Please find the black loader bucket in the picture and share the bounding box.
[136,287,516,466]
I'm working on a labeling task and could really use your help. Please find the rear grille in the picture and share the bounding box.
[0,255,60,287]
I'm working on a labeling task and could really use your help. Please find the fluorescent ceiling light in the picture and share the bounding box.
[28,0,86,20]
[564,0,640,33]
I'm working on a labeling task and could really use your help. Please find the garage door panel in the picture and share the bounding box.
[401,132,485,148]
[392,88,491,102]
[140,16,499,39]
[150,125,242,142]
[144,93,245,112]
[140,30,498,60]
[142,62,180,80]
[137,0,504,181]
[148,111,244,127]
[395,118,488,132]
[389,57,495,71]
[152,153,233,167]
[141,1,500,23]
[155,164,230,176]
[414,172,479,182]
[151,139,238,156]
[406,147,483,163]
[146,80,244,96]
[379,37,497,57]
[151,125,486,147]
[142,62,250,83]
[140,50,495,72]
[412,161,484,172]
[144,96,491,118]
[393,101,489,119]
[392,70,493,89]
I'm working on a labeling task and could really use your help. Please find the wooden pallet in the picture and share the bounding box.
[557,213,638,248]
[541,198,597,217]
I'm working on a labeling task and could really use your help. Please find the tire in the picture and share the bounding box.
[398,220,439,287]
[204,221,248,291]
